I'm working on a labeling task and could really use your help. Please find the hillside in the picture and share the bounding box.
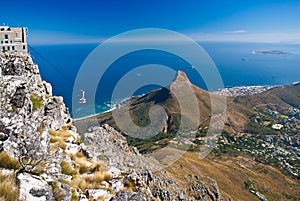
[234,83,300,111]
[76,71,237,134]
[75,70,300,200]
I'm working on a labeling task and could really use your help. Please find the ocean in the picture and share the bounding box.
[30,42,300,118]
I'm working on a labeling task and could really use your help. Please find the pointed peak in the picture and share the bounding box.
[172,70,191,85]
[169,70,192,91]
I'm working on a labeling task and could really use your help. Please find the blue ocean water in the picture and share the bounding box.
[30,42,300,118]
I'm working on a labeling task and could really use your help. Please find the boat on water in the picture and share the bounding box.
[79,89,87,104]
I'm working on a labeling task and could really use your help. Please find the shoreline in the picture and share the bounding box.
[73,107,115,121]
[72,83,297,121]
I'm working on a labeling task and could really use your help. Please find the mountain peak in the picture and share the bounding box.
[169,70,192,90]
[173,70,190,83]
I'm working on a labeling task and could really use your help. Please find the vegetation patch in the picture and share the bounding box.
[280,114,289,119]
[0,173,20,201]
[60,160,77,176]
[126,132,176,154]
[245,120,274,135]
[0,151,21,170]
[49,129,78,152]
[30,94,43,111]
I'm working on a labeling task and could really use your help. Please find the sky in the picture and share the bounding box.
[1,0,300,44]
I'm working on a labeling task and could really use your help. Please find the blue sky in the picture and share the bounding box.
[1,0,300,44]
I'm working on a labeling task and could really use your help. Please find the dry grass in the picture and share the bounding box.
[49,129,72,139]
[90,161,107,173]
[61,160,77,176]
[164,151,300,201]
[73,158,89,174]
[69,153,107,175]
[124,179,134,191]
[70,170,112,192]
[71,189,79,201]
[32,161,47,175]
[49,129,75,153]
[49,128,113,196]
[92,171,112,182]
[0,151,20,170]
[0,173,20,201]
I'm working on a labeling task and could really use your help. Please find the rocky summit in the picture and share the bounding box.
[0,52,228,200]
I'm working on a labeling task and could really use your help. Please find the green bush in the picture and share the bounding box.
[245,121,274,135]
[30,94,43,111]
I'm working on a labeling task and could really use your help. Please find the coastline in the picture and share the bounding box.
[73,107,115,121]
[73,83,294,121]
[212,85,278,97]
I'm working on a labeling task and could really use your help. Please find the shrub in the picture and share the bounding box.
[0,151,20,170]
[30,94,43,111]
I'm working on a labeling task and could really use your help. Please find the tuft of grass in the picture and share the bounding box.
[124,179,134,190]
[71,189,78,201]
[49,129,74,152]
[61,160,77,176]
[75,159,89,174]
[50,181,67,201]
[0,173,20,201]
[93,171,112,183]
[49,129,72,138]
[32,161,47,175]
[76,171,112,191]
[30,94,43,111]
[0,151,21,170]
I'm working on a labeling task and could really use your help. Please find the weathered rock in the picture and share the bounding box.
[110,191,147,201]
[18,173,54,201]
[10,85,26,108]
[82,125,144,171]
[86,189,112,200]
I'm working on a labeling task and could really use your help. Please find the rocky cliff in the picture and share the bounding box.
[0,52,227,201]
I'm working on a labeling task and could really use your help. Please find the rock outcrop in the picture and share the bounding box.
[0,52,226,201]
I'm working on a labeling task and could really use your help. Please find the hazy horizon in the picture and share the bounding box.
[1,0,300,44]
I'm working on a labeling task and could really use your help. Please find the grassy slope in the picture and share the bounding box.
[165,152,300,201]
[235,84,300,111]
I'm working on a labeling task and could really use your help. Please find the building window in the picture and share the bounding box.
[10,40,12,43]
[2,47,5,51]
[4,34,8,39]
[7,46,10,50]
[12,46,15,50]
[23,45,25,50]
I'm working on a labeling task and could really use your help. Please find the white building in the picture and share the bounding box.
[272,124,283,130]
[0,26,28,52]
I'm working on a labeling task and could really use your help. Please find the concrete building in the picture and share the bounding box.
[0,26,28,52]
